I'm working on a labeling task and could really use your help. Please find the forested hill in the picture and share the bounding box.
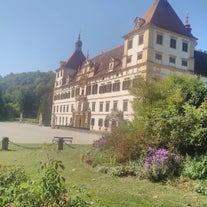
[0,71,55,125]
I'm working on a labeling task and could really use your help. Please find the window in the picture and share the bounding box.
[71,104,74,112]
[92,102,96,112]
[113,81,120,92]
[62,117,64,125]
[75,87,80,96]
[105,83,112,93]
[155,53,162,61]
[170,38,176,49]
[98,119,103,127]
[182,59,188,67]
[105,101,110,112]
[169,56,176,64]
[113,101,118,111]
[109,62,114,71]
[86,85,91,95]
[91,118,95,126]
[127,56,132,63]
[99,102,103,112]
[123,100,128,112]
[66,92,70,99]
[92,84,98,94]
[78,103,81,112]
[99,84,105,94]
[122,79,131,90]
[156,34,163,45]
[137,52,143,60]
[104,119,109,128]
[182,42,188,52]
[71,88,75,97]
[138,34,144,45]
[127,39,133,49]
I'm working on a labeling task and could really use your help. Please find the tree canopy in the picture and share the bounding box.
[131,74,207,155]
[0,71,54,124]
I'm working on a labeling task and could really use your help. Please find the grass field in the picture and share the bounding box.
[0,143,207,207]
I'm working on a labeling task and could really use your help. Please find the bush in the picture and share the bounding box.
[144,147,182,182]
[96,158,145,178]
[194,180,207,195]
[104,123,153,163]
[182,155,207,179]
[0,160,93,207]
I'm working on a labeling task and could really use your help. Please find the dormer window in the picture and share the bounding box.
[134,17,145,29]
[109,58,115,71]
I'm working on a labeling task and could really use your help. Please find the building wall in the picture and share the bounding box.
[51,4,206,132]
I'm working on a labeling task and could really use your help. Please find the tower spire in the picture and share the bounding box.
[75,33,82,51]
[184,12,192,32]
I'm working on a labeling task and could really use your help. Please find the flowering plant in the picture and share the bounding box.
[144,147,182,182]
[93,136,107,148]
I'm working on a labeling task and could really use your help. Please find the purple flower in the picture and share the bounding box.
[93,137,107,148]
[144,147,181,181]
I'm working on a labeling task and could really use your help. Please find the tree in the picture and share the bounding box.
[0,86,6,120]
[0,71,54,120]
[131,74,207,155]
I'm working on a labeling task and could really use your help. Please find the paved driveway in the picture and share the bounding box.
[0,122,101,144]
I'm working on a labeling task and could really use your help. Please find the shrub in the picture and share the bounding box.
[182,155,207,179]
[194,180,207,195]
[93,136,107,148]
[107,166,128,177]
[104,123,153,163]
[0,160,93,207]
[144,147,182,182]
[82,147,114,167]
[97,158,145,178]
[0,165,28,206]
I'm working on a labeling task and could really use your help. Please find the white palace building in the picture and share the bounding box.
[51,0,207,131]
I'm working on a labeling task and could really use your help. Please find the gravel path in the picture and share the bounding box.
[0,122,101,144]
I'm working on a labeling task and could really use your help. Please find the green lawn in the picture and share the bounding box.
[0,143,206,207]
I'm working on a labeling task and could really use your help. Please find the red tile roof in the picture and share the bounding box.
[129,0,196,39]
[89,45,123,77]
[64,50,86,70]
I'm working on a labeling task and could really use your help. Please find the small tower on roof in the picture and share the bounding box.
[75,33,82,51]
[184,12,192,33]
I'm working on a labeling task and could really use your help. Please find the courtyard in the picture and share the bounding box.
[0,122,100,144]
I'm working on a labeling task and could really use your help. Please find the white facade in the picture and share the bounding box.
[51,0,207,131]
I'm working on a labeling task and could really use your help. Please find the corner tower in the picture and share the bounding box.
[123,0,197,79]
[54,35,86,88]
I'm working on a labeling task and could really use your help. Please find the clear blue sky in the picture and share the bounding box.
[0,0,206,77]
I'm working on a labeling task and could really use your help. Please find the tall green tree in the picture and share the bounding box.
[131,74,207,155]
[0,71,54,121]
